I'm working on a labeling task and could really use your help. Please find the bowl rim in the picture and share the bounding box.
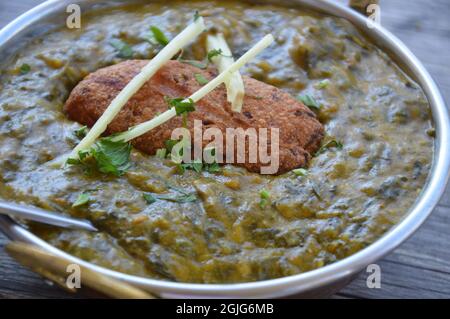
[0,0,449,298]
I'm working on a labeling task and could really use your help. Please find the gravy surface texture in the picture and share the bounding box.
[0,1,433,283]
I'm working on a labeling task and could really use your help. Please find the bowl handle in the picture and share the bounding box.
[5,241,156,299]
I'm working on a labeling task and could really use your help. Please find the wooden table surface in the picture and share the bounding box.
[0,0,449,299]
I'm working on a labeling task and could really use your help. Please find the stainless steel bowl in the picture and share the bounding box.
[0,0,449,298]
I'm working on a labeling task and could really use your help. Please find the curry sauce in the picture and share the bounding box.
[0,1,433,283]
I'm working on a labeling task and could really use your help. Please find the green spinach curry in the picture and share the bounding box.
[0,1,433,283]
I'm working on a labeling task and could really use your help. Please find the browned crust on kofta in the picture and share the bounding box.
[65,60,324,174]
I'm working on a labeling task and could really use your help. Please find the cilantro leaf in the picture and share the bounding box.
[156,193,197,203]
[259,189,270,209]
[207,49,223,62]
[143,193,157,204]
[72,192,90,208]
[67,137,131,177]
[315,80,330,89]
[176,163,186,174]
[179,59,209,69]
[315,140,344,156]
[205,162,221,173]
[180,160,203,173]
[166,97,196,116]
[150,26,170,46]
[176,148,221,174]
[298,94,320,110]
[176,159,221,175]
[164,138,187,162]
[110,39,134,59]
[293,168,308,176]
[155,148,167,159]
[20,63,31,74]
[163,139,220,175]
[194,73,209,85]
[179,49,231,70]
[164,139,181,153]
[91,137,132,176]
[73,126,88,139]
[143,191,197,204]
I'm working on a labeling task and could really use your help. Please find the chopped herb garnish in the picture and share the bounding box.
[293,168,308,176]
[110,40,133,58]
[143,193,157,204]
[180,160,203,173]
[316,140,344,156]
[72,192,90,208]
[179,59,208,69]
[205,162,221,173]
[155,148,167,159]
[150,26,170,46]
[175,163,185,174]
[166,184,191,195]
[66,157,83,166]
[178,160,221,174]
[73,126,88,139]
[67,136,131,177]
[259,189,270,209]
[298,94,320,110]
[166,97,196,116]
[260,189,270,199]
[110,39,134,59]
[90,138,131,176]
[164,138,187,163]
[165,97,196,128]
[178,146,220,174]
[207,49,224,62]
[19,63,31,74]
[164,139,181,154]
[158,144,219,174]
[191,161,205,173]
[194,73,209,85]
[315,80,330,89]
[179,49,230,70]
[207,48,232,61]
[144,190,197,204]
[156,192,197,203]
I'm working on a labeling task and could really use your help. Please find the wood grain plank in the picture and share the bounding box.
[0,0,44,28]
[438,187,450,208]
[338,261,450,299]
[386,206,450,273]
[338,205,450,298]
[0,234,81,299]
